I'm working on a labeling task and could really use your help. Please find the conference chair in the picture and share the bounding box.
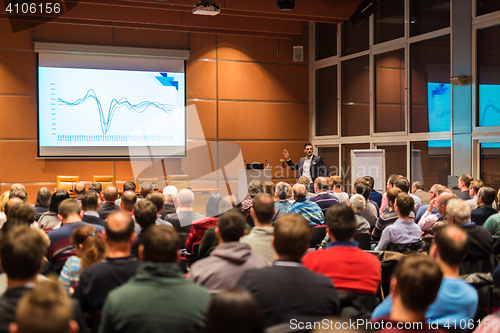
[310,225,327,248]
[136,178,159,192]
[92,175,115,189]
[167,175,189,190]
[56,176,80,192]
[354,233,372,250]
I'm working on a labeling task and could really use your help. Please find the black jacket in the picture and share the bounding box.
[286,155,327,184]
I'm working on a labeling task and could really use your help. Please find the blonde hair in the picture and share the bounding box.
[0,191,9,212]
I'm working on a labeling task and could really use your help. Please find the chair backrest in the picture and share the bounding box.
[92,175,115,189]
[56,176,80,192]
[311,225,327,248]
[354,233,372,250]
[167,175,189,190]
[136,178,159,192]
[190,242,201,266]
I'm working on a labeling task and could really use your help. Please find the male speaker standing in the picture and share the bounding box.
[283,143,327,193]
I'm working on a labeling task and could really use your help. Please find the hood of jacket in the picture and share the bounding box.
[210,242,253,264]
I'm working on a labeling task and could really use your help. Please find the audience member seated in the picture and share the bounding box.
[458,174,473,200]
[98,225,210,333]
[139,181,154,199]
[115,181,136,206]
[465,180,483,209]
[447,199,493,274]
[372,225,478,329]
[12,279,79,333]
[9,189,27,203]
[470,186,497,226]
[33,187,51,221]
[38,190,70,230]
[241,180,264,220]
[412,181,431,206]
[286,183,324,226]
[0,226,85,333]
[47,199,104,273]
[165,188,202,245]
[76,211,141,328]
[187,209,270,294]
[145,192,172,228]
[0,196,22,230]
[97,185,121,220]
[484,191,500,238]
[418,191,456,232]
[80,190,106,227]
[372,188,403,242]
[416,184,445,223]
[73,182,86,205]
[368,176,383,208]
[159,185,177,219]
[263,181,276,201]
[379,174,400,215]
[131,200,157,257]
[310,177,340,216]
[374,193,421,251]
[303,204,381,294]
[349,194,371,234]
[353,177,378,227]
[204,287,264,333]
[298,176,316,199]
[59,224,107,296]
[371,255,443,333]
[240,193,275,262]
[120,190,137,219]
[2,202,36,232]
[185,193,222,253]
[330,176,349,205]
[273,182,292,223]
[237,213,340,328]
[395,176,421,215]
[89,182,103,195]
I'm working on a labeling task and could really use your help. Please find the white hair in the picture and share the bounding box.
[177,188,194,207]
[162,186,178,201]
[350,194,366,212]
[446,199,471,225]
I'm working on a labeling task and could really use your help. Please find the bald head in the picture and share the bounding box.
[251,193,275,225]
[293,183,307,201]
[433,224,469,267]
[74,182,86,195]
[105,211,135,243]
[120,190,137,212]
[436,192,457,215]
[5,197,23,217]
[314,177,329,194]
[103,185,119,202]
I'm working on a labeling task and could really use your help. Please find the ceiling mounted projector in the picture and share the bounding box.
[193,0,221,16]
[277,0,294,12]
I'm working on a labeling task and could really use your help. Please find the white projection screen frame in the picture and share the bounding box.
[35,42,189,158]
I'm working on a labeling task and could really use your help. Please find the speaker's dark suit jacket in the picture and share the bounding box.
[286,155,328,184]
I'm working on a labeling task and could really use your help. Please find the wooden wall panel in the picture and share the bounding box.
[0,96,37,139]
[190,33,217,60]
[114,28,188,49]
[186,60,216,99]
[0,19,33,50]
[218,101,308,140]
[33,23,113,45]
[183,140,216,180]
[115,158,182,186]
[187,101,216,140]
[218,62,308,102]
[0,51,36,95]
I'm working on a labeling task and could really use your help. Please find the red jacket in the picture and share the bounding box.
[185,217,218,253]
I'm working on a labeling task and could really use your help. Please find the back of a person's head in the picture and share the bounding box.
[177,188,194,207]
[89,182,103,194]
[120,190,137,211]
[479,186,496,206]
[387,187,402,204]
[331,176,342,188]
[275,182,291,200]
[15,279,74,333]
[6,202,36,229]
[394,255,443,313]
[206,193,223,217]
[49,190,70,213]
[325,204,356,241]
[364,176,375,189]
[353,178,371,200]
[105,211,135,242]
[162,185,178,202]
[298,176,310,188]
[81,190,99,211]
[146,192,165,212]
[205,286,264,333]
[395,193,414,217]
[35,188,51,209]
[412,181,424,191]
[388,174,400,187]
[74,182,86,195]
[103,185,119,201]
[274,214,312,260]
[248,180,263,197]
[460,174,473,188]
[1,226,47,279]
[293,183,307,201]
[315,177,330,192]
[252,193,274,224]
[446,199,471,225]
[433,224,469,267]
[437,192,457,209]
[122,181,136,192]
[133,199,157,230]
[217,209,246,242]
[218,196,237,216]
[264,181,275,198]
[350,194,366,212]
[141,225,180,263]
[58,199,81,219]
[140,181,154,198]
[10,189,28,202]
[394,176,410,193]
[469,180,483,194]
[10,184,25,192]
[71,224,107,270]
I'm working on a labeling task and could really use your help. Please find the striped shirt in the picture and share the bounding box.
[309,193,340,216]
[286,198,324,226]
[59,256,81,295]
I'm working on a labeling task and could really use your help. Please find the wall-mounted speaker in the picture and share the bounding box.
[349,0,379,27]
[293,45,304,62]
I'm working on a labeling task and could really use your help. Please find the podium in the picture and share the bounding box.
[238,169,272,200]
